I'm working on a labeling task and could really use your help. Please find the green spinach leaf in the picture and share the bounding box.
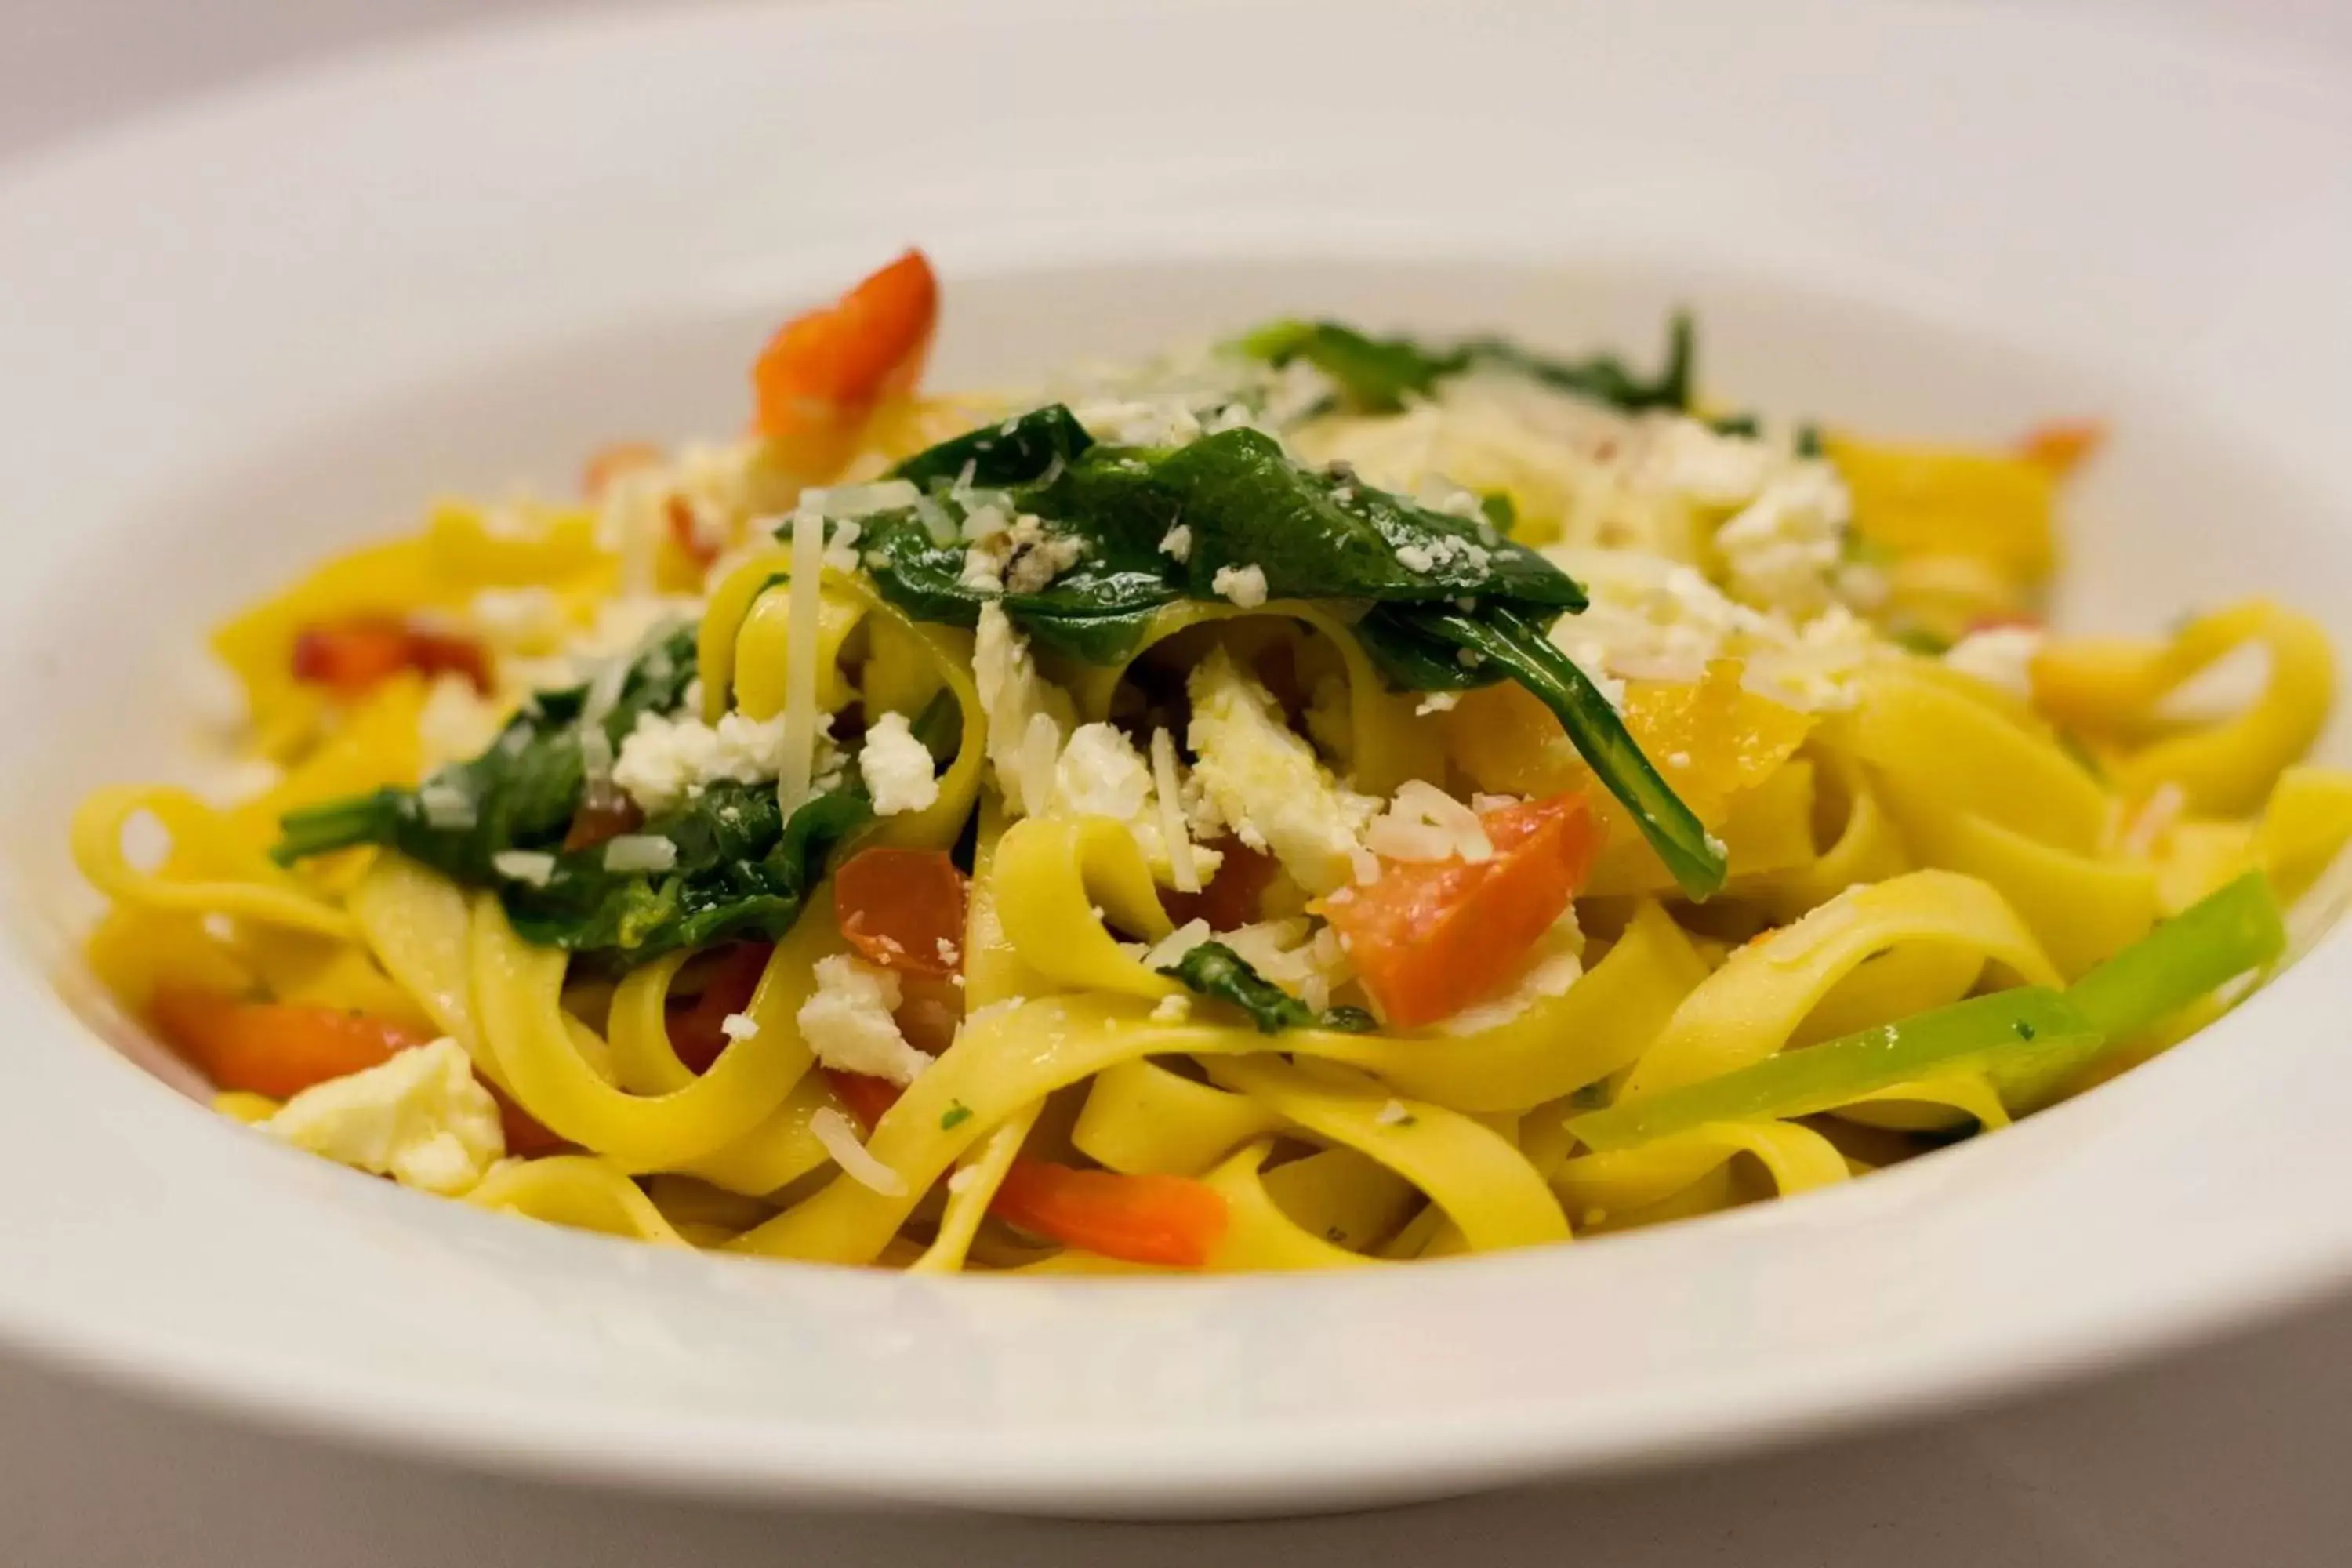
[1157,942,1377,1035]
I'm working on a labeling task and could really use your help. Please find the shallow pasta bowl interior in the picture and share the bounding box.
[2,0,2351,1518]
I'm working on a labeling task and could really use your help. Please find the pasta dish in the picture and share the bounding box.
[70,250,2350,1272]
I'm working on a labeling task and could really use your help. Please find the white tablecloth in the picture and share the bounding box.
[8,5,2351,1561]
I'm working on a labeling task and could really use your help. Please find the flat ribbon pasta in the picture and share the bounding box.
[1620,869,2059,1100]
[2034,599,2333,818]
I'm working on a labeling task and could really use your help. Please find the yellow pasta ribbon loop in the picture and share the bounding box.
[1381,900,1710,1111]
[700,550,988,852]
[1206,1058,1568,1250]
[73,786,357,942]
[989,815,1178,999]
[731,583,865,718]
[2256,766,2352,903]
[1068,600,1444,795]
[1833,661,2109,851]
[1073,1058,1285,1176]
[2034,600,2334,818]
[1258,1145,1421,1254]
[348,852,493,1071]
[909,1105,1040,1275]
[729,995,1589,1265]
[604,952,699,1094]
[1622,869,2060,1100]
[1553,1120,1850,1228]
[466,1156,692,1247]
[469,895,830,1167]
[1833,1070,2014,1134]
[655,1070,848,1196]
[1758,748,1911,922]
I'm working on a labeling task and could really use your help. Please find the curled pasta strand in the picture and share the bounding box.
[469,894,831,1167]
[2035,599,2334,818]
[466,1155,693,1247]
[1552,1120,1849,1229]
[1621,869,2059,1100]
[73,785,357,942]
[1068,599,1445,796]
[989,815,1178,999]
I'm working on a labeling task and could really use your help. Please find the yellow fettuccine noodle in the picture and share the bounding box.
[66,287,2350,1281]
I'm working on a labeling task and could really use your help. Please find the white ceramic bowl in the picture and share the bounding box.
[2,0,2350,1519]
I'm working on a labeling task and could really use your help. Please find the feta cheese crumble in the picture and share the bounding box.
[266,1037,505,1196]
[859,711,942,816]
[611,706,842,815]
[1211,563,1269,609]
[1187,648,1377,895]
[795,954,932,1086]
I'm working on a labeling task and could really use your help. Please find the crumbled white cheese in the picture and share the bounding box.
[859,711,942,817]
[610,706,840,815]
[1150,994,1193,1023]
[1158,524,1193,563]
[266,1038,505,1196]
[1374,1099,1415,1128]
[491,850,556,888]
[1069,395,1207,449]
[1712,461,1851,617]
[719,1012,760,1042]
[1364,780,1494,864]
[809,1108,909,1197]
[973,604,1075,817]
[1187,648,1377,895]
[1943,625,2047,699]
[601,834,678,874]
[1216,918,1356,1013]
[1144,919,1215,971]
[796,954,932,1086]
[1414,690,1461,716]
[1211,564,1269,609]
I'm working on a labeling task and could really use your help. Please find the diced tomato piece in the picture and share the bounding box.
[834,848,968,978]
[149,989,426,1099]
[1160,837,1278,931]
[583,440,664,498]
[990,1160,1228,1269]
[2016,419,2106,479]
[752,249,938,442]
[1322,792,1599,1029]
[822,1069,1227,1268]
[665,944,775,1075]
[291,616,491,697]
[562,789,646,853]
[153,989,570,1154]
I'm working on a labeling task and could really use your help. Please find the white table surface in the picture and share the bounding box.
[9,4,2352,1562]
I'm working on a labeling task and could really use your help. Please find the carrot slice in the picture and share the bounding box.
[1322,793,1599,1029]
[834,848,968,978]
[823,1069,1228,1268]
[989,1160,1229,1269]
[752,249,938,443]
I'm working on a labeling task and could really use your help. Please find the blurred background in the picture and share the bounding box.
[7,2,2352,1563]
